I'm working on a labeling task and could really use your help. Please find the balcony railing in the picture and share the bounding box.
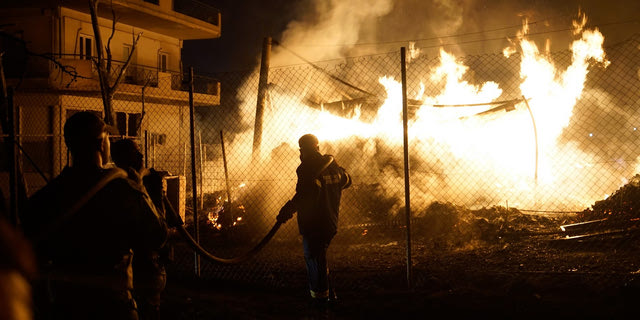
[173,0,220,26]
[171,72,220,96]
[48,54,218,96]
[114,61,159,87]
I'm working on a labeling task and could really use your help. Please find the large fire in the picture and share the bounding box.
[223,12,617,215]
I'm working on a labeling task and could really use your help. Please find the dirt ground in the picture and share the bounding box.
[158,212,640,319]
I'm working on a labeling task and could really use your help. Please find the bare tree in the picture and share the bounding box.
[89,0,141,129]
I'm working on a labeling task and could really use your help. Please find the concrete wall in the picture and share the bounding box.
[60,7,182,71]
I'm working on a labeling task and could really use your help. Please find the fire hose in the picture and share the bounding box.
[35,169,284,264]
[40,156,335,264]
[168,156,335,264]
[163,195,283,264]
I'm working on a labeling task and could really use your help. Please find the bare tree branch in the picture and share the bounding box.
[0,31,91,88]
[112,31,141,88]
[105,1,117,75]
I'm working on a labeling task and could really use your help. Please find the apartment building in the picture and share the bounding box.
[0,0,221,194]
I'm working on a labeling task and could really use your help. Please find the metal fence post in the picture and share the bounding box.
[400,47,413,290]
[188,67,200,277]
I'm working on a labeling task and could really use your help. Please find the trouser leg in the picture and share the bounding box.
[302,235,332,299]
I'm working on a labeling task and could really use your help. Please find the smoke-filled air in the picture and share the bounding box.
[203,0,640,224]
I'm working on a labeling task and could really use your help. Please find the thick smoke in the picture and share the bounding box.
[204,0,640,230]
[271,0,393,65]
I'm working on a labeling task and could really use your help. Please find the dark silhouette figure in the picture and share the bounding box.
[277,134,352,305]
[111,138,179,320]
[0,189,37,320]
[21,111,167,320]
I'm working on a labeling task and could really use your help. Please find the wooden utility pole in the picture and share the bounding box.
[400,47,413,290]
[252,37,271,162]
[220,130,232,217]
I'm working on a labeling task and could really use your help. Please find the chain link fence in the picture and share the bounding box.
[3,33,640,295]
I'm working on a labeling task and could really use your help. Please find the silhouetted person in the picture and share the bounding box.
[111,138,179,320]
[0,189,37,320]
[277,134,352,306]
[21,111,167,320]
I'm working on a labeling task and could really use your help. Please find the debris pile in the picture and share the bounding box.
[580,174,640,221]
[410,202,564,249]
[547,175,640,245]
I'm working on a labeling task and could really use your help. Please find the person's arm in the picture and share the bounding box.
[277,165,320,223]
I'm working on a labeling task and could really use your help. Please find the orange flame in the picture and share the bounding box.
[247,13,612,213]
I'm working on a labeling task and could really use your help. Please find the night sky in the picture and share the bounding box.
[182,0,310,73]
[182,0,640,74]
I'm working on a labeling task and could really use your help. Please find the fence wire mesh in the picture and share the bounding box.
[3,34,640,294]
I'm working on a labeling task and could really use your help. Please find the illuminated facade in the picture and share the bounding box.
[0,0,221,192]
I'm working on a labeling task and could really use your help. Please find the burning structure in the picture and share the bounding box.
[197,9,640,234]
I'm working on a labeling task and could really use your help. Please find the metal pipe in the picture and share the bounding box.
[188,67,200,277]
[400,47,412,290]
[522,96,538,185]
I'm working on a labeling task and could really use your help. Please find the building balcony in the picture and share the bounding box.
[48,55,219,105]
[171,72,220,96]
[173,0,220,27]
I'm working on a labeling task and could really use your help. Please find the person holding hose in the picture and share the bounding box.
[22,111,167,320]
[111,138,181,320]
[277,134,352,307]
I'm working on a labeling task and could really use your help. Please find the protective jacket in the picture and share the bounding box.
[22,166,167,319]
[291,152,351,237]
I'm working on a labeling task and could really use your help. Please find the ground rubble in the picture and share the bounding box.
[162,190,640,318]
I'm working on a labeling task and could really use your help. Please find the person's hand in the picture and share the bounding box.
[276,201,295,223]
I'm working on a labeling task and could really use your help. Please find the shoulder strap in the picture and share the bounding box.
[35,168,128,244]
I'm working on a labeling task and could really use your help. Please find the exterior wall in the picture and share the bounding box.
[59,7,182,71]
[51,95,189,180]
[3,2,220,202]
[0,8,54,78]
[140,101,188,176]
